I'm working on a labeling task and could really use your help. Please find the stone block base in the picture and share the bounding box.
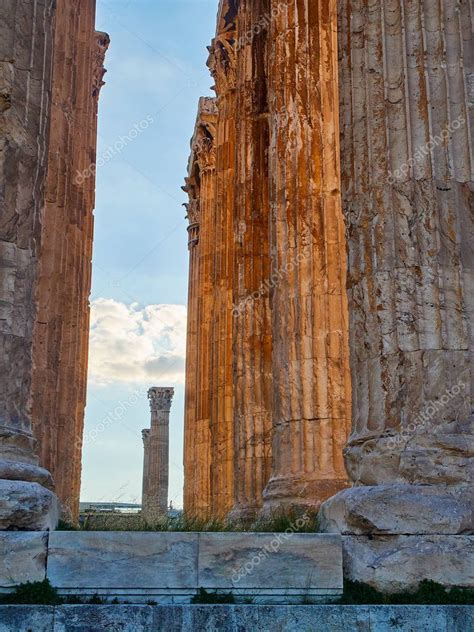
[262,476,350,514]
[318,484,474,535]
[342,535,474,593]
[0,480,59,531]
[0,531,342,604]
[0,605,472,632]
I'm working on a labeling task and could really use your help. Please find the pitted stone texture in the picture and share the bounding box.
[0,481,59,531]
[0,532,47,587]
[0,606,54,632]
[53,606,153,632]
[342,536,474,593]
[319,485,474,535]
[0,605,472,632]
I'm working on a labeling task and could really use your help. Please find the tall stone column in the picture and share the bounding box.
[182,191,202,515]
[207,2,238,516]
[31,0,109,520]
[231,0,273,519]
[141,387,174,521]
[319,0,473,589]
[0,0,59,529]
[183,98,217,517]
[262,0,352,513]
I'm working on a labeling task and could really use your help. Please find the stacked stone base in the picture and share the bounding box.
[0,458,59,531]
[319,484,474,593]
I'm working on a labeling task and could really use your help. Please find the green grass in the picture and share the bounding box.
[1,579,472,606]
[65,509,319,533]
[339,580,474,605]
[191,588,235,604]
[0,580,62,605]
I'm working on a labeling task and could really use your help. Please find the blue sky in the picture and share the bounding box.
[81,0,218,507]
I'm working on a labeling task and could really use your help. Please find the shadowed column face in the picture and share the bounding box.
[142,387,174,521]
[30,0,109,522]
[0,0,59,530]
[319,0,473,536]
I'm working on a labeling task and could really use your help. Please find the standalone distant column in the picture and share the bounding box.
[141,387,174,522]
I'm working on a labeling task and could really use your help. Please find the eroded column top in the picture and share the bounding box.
[148,387,174,413]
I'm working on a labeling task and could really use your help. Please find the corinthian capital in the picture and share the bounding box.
[92,31,110,100]
[148,387,175,413]
[185,198,200,225]
[207,32,236,95]
[194,136,216,173]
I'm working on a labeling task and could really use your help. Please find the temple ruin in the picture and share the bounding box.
[0,0,472,597]
[183,0,473,580]
[142,387,174,521]
[183,0,353,518]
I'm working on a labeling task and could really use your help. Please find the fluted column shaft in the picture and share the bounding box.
[183,98,217,517]
[0,0,59,529]
[30,0,109,520]
[195,141,217,516]
[231,0,273,519]
[336,0,473,487]
[263,0,352,511]
[183,197,201,513]
[142,387,174,521]
[208,12,238,516]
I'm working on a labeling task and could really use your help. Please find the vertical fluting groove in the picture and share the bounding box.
[262,0,351,512]
[30,2,108,519]
[230,0,272,519]
[183,98,217,516]
[341,0,473,487]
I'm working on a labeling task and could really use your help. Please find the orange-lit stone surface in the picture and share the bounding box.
[184,0,351,518]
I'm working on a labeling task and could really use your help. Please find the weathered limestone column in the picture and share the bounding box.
[262,0,352,513]
[207,2,238,516]
[230,0,273,519]
[319,0,473,587]
[142,387,174,521]
[31,0,109,520]
[0,0,59,529]
[182,189,201,515]
[183,98,217,517]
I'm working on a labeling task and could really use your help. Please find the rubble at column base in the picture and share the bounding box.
[0,481,59,531]
[318,484,474,535]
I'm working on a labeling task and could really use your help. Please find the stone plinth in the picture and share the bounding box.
[0,532,47,587]
[1,605,472,632]
[0,531,343,605]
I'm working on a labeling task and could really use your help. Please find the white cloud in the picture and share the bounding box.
[88,298,187,385]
